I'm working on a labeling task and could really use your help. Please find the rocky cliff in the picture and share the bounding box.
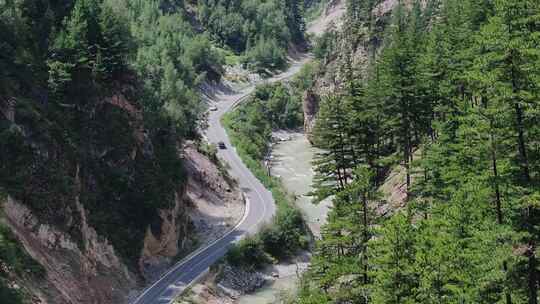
[3,196,136,304]
[139,191,192,283]
[0,80,198,303]
[2,190,196,304]
[0,84,247,303]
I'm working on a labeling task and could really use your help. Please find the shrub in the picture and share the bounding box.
[312,30,336,60]
[0,283,23,304]
[226,237,271,269]
[244,38,288,71]
[261,207,308,259]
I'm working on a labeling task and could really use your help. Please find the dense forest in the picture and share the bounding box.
[1,0,213,301]
[297,0,540,303]
[197,0,307,70]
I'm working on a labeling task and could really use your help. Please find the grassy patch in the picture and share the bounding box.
[0,226,45,278]
[214,46,244,66]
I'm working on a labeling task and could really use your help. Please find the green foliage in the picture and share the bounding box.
[226,237,271,269]
[224,199,308,269]
[260,206,308,259]
[303,0,329,23]
[0,284,23,304]
[197,0,308,70]
[0,0,205,272]
[47,0,133,100]
[293,61,320,92]
[244,38,288,72]
[0,226,45,278]
[227,206,308,269]
[369,213,417,304]
[312,29,337,61]
[298,0,540,303]
[222,82,305,159]
[128,0,225,136]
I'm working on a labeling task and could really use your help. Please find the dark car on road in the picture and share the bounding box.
[218,141,226,149]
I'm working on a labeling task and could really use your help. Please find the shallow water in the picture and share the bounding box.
[270,132,331,236]
[237,132,331,304]
[237,274,299,304]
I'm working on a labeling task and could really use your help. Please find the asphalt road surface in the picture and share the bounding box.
[130,56,312,304]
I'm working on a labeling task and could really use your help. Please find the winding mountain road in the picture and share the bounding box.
[130,4,344,303]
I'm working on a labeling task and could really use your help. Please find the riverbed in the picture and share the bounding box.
[270,131,332,237]
[237,132,332,304]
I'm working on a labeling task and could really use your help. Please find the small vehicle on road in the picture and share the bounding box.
[209,106,218,111]
[218,141,226,149]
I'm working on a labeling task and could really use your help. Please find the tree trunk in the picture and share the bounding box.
[362,192,369,285]
[511,58,537,304]
[488,119,512,304]
[404,132,411,195]
[488,120,503,225]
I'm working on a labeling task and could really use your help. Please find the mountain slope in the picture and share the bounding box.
[0,0,325,303]
[297,1,540,303]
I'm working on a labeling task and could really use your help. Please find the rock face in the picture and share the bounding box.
[302,89,320,143]
[325,0,342,15]
[2,184,195,304]
[139,191,192,282]
[304,0,417,141]
[183,142,245,247]
[0,85,198,303]
[3,196,137,304]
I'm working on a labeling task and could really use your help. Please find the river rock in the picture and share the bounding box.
[218,264,267,295]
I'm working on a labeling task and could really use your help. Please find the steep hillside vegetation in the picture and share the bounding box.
[0,0,210,302]
[297,0,540,303]
[197,0,308,70]
[0,0,321,303]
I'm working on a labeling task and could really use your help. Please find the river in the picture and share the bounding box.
[237,132,332,304]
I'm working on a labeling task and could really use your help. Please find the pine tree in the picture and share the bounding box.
[311,94,357,202]
[98,1,132,78]
[371,212,417,304]
[473,1,540,301]
[306,165,379,303]
[347,166,379,286]
[285,0,305,42]
[378,3,427,195]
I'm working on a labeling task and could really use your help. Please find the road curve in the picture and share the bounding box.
[130,56,312,304]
